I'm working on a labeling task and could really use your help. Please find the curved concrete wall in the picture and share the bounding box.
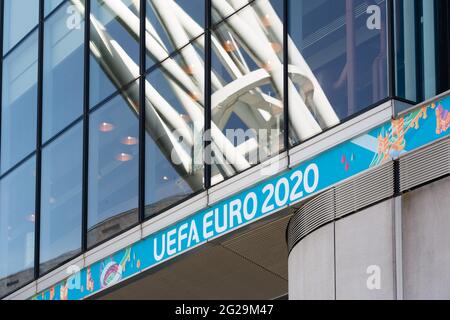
[288,177,450,300]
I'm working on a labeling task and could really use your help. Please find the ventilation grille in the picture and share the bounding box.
[287,188,334,252]
[335,162,395,219]
[287,162,395,252]
[399,138,450,192]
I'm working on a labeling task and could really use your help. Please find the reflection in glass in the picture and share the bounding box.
[144,43,204,217]
[1,31,38,174]
[90,0,140,108]
[146,0,205,68]
[88,81,139,247]
[211,0,253,25]
[394,0,449,103]
[43,1,85,142]
[211,0,284,185]
[288,0,388,145]
[44,0,65,16]
[40,122,83,275]
[0,158,36,297]
[3,0,39,54]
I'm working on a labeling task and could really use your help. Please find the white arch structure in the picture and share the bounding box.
[70,0,340,189]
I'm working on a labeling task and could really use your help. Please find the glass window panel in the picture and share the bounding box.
[211,0,253,25]
[211,0,284,185]
[43,1,85,142]
[45,0,65,16]
[90,0,140,108]
[394,0,450,105]
[40,122,83,275]
[88,81,139,247]
[144,40,204,218]
[0,157,36,298]
[146,0,205,68]
[288,0,388,146]
[1,31,38,174]
[3,0,40,54]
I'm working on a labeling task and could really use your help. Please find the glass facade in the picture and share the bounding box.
[40,122,83,274]
[394,0,450,104]
[146,0,205,68]
[42,1,84,142]
[211,0,284,184]
[1,30,38,174]
[89,0,140,108]
[0,157,36,297]
[144,43,205,217]
[0,0,449,298]
[87,81,139,247]
[3,0,39,54]
[289,0,388,145]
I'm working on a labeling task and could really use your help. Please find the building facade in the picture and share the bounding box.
[0,0,449,300]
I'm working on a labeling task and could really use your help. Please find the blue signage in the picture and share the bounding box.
[33,96,450,300]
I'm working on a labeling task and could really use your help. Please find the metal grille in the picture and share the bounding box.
[287,161,395,252]
[287,188,334,252]
[335,162,394,219]
[399,138,450,192]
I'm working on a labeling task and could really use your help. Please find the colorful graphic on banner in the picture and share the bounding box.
[32,96,450,300]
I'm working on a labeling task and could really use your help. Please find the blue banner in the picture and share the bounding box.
[33,96,450,300]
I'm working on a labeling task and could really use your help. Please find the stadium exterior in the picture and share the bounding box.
[0,0,449,300]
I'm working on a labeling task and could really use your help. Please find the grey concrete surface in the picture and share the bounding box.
[288,223,335,300]
[335,200,395,300]
[402,177,450,300]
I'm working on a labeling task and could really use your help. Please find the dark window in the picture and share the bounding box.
[288,0,388,145]
[394,0,450,105]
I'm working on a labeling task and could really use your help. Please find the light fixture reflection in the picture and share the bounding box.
[189,91,201,102]
[99,122,115,132]
[270,42,282,53]
[121,136,138,145]
[262,14,271,27]
[116,153,133,162]
[263,60,273,71]
[183,64,195,75]
[223,40,236,52]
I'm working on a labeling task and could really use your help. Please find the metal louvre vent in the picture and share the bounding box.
[399,138,450,192]
[287,188,334,252]
[335,162,395,219]
[287,161,395,252]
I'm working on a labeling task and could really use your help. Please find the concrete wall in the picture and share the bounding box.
[288,177,450,300]
[288,224,335,300]
[402,177,450,300]
[335,200,395,300]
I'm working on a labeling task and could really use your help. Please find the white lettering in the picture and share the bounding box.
[167,229,177,256]
[215,207,228,233]
[243,192,257,220]
[203,211,214,239]
[154,234,165,261]
[229,199,243,228]
[178,223,188,251]
[188,220,200,247]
